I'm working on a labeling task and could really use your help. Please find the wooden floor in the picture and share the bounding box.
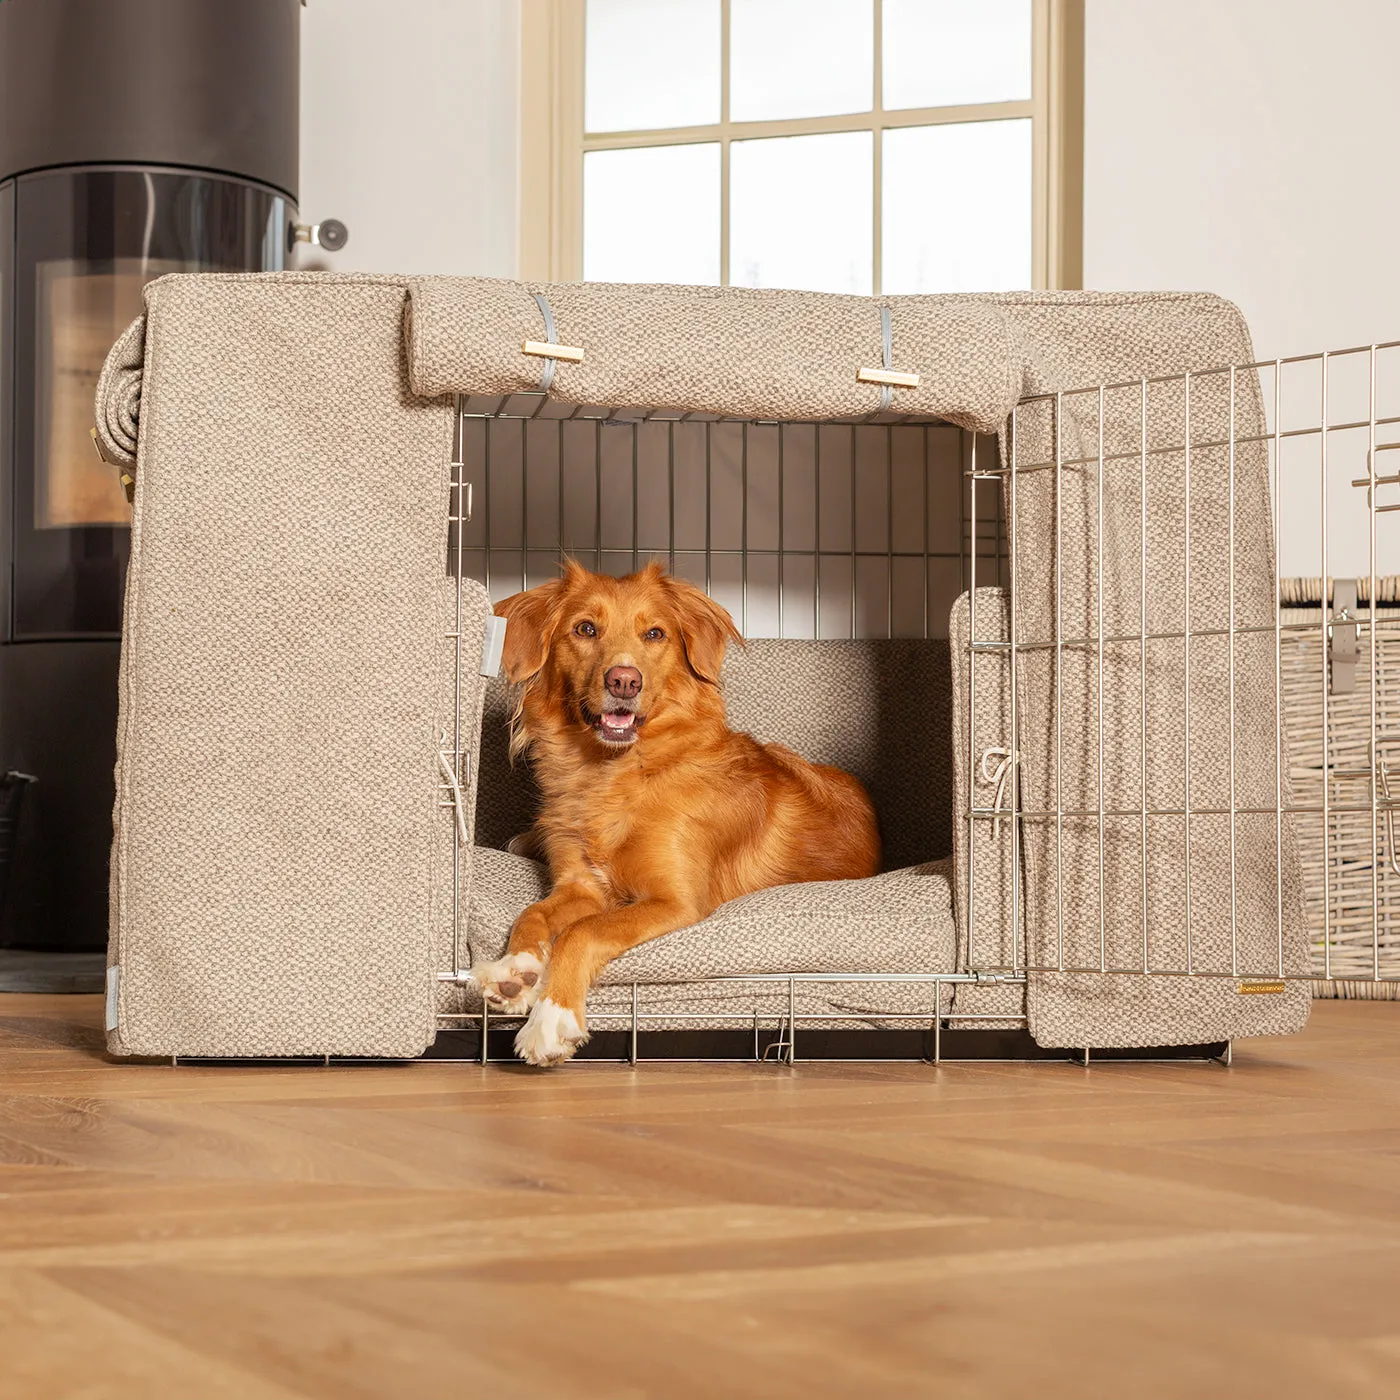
[2,998,1399,1399]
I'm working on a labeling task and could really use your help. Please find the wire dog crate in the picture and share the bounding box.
[434,338,1400,1063]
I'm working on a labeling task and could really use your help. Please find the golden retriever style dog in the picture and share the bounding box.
[471,560,881,1065]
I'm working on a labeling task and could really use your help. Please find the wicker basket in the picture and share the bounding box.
[1280,578,1400,998]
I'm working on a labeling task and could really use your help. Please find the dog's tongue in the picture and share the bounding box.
[601,711,634,730]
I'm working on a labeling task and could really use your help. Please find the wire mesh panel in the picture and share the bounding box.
[989,342,1400,986]
[450,400,1003,639]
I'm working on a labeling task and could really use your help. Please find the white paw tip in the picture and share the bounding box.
[515,997,589,1067]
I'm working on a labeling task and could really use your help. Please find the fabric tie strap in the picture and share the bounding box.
[437,742,471,847]
[979,746,1021,840]
[879,306,894,412]
[532,292,559,393]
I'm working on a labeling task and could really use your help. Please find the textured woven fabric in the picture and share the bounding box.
[105,272,469,1058]
[93,314,145,469]
[405,278,1020,432]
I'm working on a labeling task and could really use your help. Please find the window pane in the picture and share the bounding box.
[881,120,1031,293]
[584,144,720,284]
[731,131,872,294]
[585,0,720,132]
[883,0,1031,110]
[730,0,873,122]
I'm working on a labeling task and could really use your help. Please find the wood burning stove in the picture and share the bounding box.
[0,0,337,965]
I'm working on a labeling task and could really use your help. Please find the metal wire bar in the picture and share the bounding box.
[778,424,785,638]
[706,422,713,595]
[1009,414,1020,974]
[969,617,1389,651]
[966,429,979,970]
[1322,353,1332,979]
[976,411,1400,479]
[742,422,749,632]
[1184,372,1193,974]
[1055,395,1064,971]
[484,417,493,596]
[1140,378,1150,974]
[594,420,603,570]
[814,425,822,639]
[1229,366,1238,977]
[850,425,858,639]
[668,422,676,575]
[1273,362,1284,977]
[1097,386,1106,972]
[1371,345,1381,980]
[923,424,930,639]
[451,398,466,975]
[886,425,894,638]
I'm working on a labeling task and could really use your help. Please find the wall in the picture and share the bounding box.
[1084,0,1400,575]
[299,0,519,278]
[1083,0,1400,362]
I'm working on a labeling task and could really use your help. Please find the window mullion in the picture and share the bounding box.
[720,0,731,286]
[872,0,883,297]
[580,101,1035,153]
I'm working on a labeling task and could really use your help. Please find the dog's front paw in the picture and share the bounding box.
[514,997,589,1067]
[469,950,546,1016]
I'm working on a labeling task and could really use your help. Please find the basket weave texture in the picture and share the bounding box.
[1281,578,1400,998]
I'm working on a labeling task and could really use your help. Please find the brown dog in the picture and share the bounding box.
[471,560,881,1065]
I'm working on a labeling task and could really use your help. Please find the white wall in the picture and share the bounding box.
[1084,0,1400,576]
[299,0,519,277]
[1084,0,1400,364]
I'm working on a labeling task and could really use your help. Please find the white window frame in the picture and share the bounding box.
[520,0,1083,291]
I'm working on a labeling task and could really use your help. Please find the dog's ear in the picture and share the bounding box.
[495,576,569,683]
[662,576,744,685]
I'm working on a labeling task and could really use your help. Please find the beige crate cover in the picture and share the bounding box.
[97,272,1309,1055]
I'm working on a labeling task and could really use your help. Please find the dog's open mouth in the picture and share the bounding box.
[583,702,642,746]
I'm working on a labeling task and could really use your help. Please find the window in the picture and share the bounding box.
[520,0,1082,292]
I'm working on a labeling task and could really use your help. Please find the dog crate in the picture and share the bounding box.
[431,331,1400,1062]
[96,276,1384,1065]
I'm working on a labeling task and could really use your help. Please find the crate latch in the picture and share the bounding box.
[1331,579,1357,694]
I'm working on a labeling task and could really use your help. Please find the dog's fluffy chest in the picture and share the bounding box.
[544,754,678,900]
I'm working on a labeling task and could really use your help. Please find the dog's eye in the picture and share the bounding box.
[574,620,597,638]
[644,627,666,642]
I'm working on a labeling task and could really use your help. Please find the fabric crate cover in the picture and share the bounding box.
[97,272,1309,1056]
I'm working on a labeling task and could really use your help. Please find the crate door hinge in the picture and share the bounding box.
[1331,579,1357,694]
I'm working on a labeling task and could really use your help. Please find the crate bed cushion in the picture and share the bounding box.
[98,272,1309,1056]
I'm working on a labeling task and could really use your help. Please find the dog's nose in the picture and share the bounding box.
[604,665,643,699]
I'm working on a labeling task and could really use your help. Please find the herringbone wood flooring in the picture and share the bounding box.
[2,994,1398,1398]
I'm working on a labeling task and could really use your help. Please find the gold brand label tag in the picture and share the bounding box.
[1238,979,1287,995]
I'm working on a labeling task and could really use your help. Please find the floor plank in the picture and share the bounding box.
[1,993,1397,1398]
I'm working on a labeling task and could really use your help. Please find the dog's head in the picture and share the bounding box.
[495,560,743,754]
